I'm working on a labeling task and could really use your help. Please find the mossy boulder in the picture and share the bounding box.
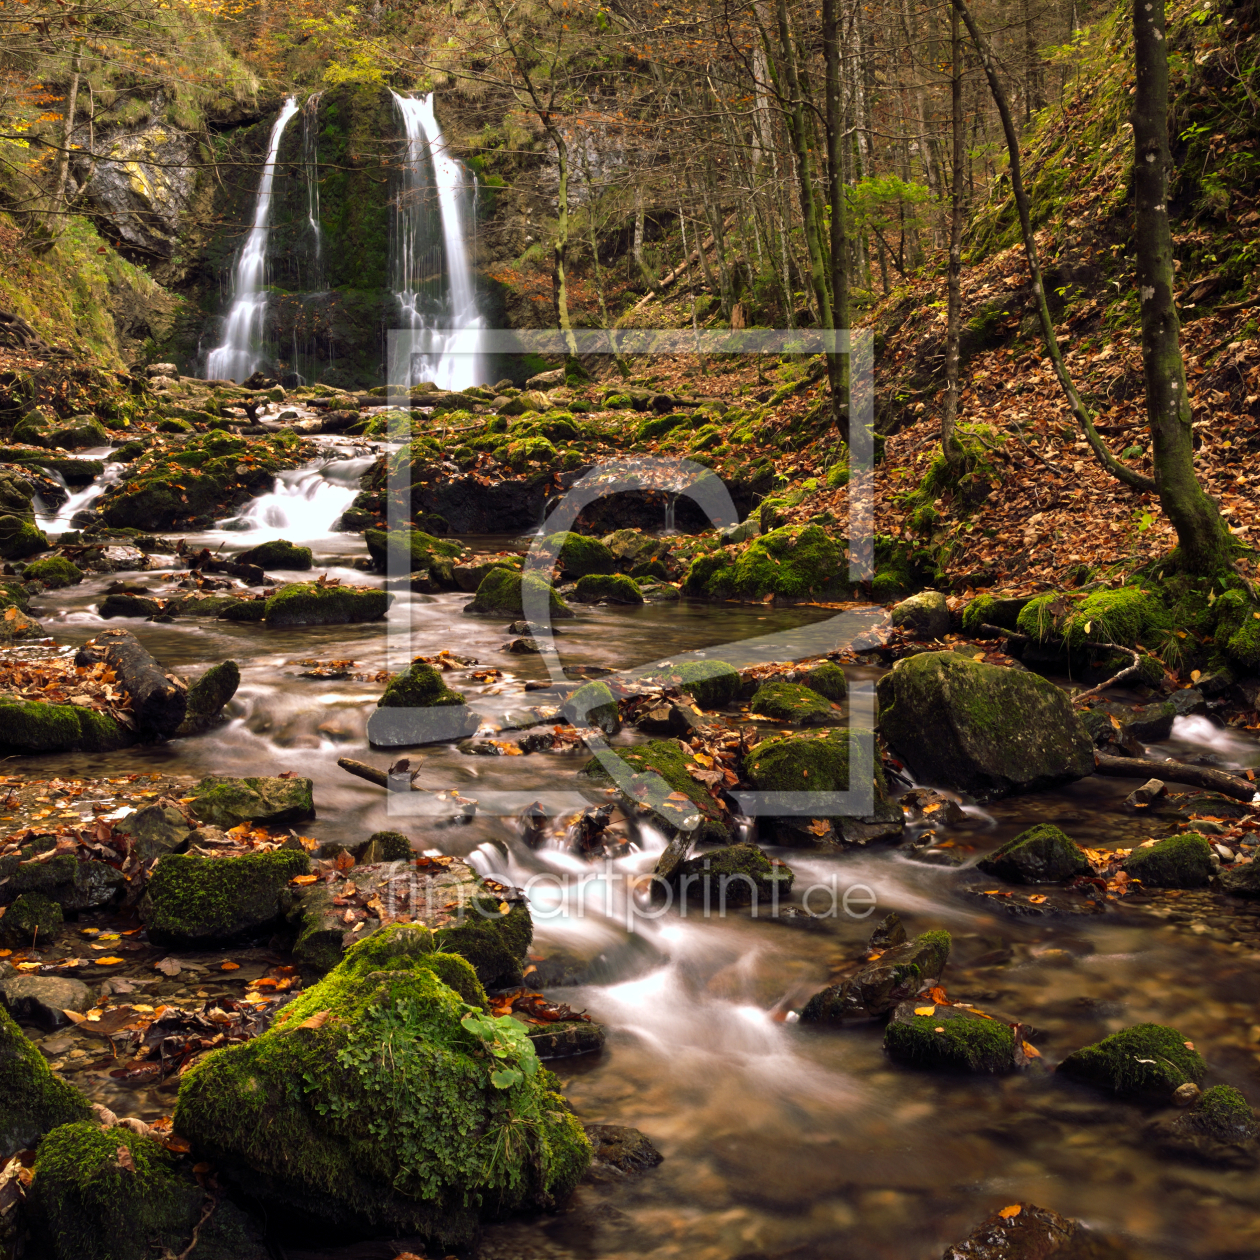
[751,680,841,726]
[579,739,731,846]
[977,824,1091,884]
[0,1005,93,1158]
[573,573,643,605]
[0,514,47,560]
[1148,1083,1259,1168]
[804,661,847,702]
[176,660,240,736]
[46,416,110,449]
[1058,1023,1205,1099]
[1017,585,1169,651]
[667,843,793,907]
[876,651,1093,799]
[642,659,740,709]
[745,727,902,848]
[553,532,615,577]
[801,929,952,1023]
[884,1001,1017,1073]
[0,697,130,756]
[890,591,950,640]
[11,411,51,445]
[562,680,620,735]
[264,582,392,627]
[172,925,590,1244]
[22,556,83,588]
[960,593,1029,635]
[684,524,843,601]
[1220,858,1260,898]
[188,774,315,828]
[0,891,63,946]
[366,661,481,747]
[235,538,313,570]
[0,839,126,912]
[1122,833,1214,888]
[363,528,462,576]
[464,569,574,619]
[499,388,551,414]
[143,850,310,947]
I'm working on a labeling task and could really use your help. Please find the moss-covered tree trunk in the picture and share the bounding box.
[823,0,850,446]
[1132,0,1233,574]
[941,0,966,467]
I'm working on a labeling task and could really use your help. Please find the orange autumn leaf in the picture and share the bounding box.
[291,874,318,886]
[298,1009,331,1030]
[998,1205,1022,1220]
[928,986,949,1005]
[94,956,124,965]
[219,961,240,971]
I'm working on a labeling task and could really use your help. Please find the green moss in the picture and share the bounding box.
[464,569,574,619]
[562,681,619,734]
[1058,1023,1206,1098]
[188,775,314,828]
[978,823,1091,884]
[643,660,740,709]
[173,927,587,1243]
[22,556,83,588]
[552,532,614,577]
[236,539,313,570]
[178,660,239,734]
[573,573,643,604]
[695,524,842,601]
[264,582,391,627]
[636,412,691,442]
[364,528,462,574]
[1190,1086,1258,1143]
[1122,832,1214,888]
[1017,585,1170,650]
[804,661,847,702]
[328,926,489,1009]
[0,892,63,945]
[434,901,534,990]
[0,697,128,755]
[0,1006,93,1158]
[0,514,47,560]
[669,843,793,906]
[378,662,466,709]
[750,681,840,726]
[885,1008,1016,1073]
[355,830,416,863]
[746,726,886,796]
[143,850,309,947]
[30,1122,201,1260]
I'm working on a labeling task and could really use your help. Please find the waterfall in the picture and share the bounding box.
[389,92,485,391]
[302,93,323,290]
[206,96,300,383]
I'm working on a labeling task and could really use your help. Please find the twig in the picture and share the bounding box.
[977,625,1142,701]
[171,1194,218,1260]
[1094,752,1257,803]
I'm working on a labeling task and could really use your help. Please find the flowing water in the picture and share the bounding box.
[390,92,486,391]
[205,96,301,383]
[23,446,1260,1259]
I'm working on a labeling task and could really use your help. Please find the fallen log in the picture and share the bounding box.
[336,757,423,792]
[76,628,186,740]
[1093,752,1258,804]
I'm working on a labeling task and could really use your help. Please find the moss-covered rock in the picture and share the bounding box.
[46,415,110,449]
[977,824,1091,884]
[463,568,574,619]
[800,929,951,1023]
[0,840,126,913]
[1122,833,1214,888]
[667,843,793,907]
[562,681,620,735]
[354,830,414,863]
[235,538,313,570]
[0,513,47,560]
[642,659,740,709]
[143,850,310,947]
[876,651,1093,799]
[363,528,463,576]
[579,739,730,846]
[188,774,314,828]
[22,556,83,588]
[1058,1023,1205,1099]
[684,524,843,601]
[0,697,130,756]
[366,661,481,746]
[573,573,643,605]
[552,532,615,577]
[29,1122,204,1260]
[176,660,240,736]
[0,891,63,946]
[751,680,841,726]
[1220,858,1260,898]
[172,925,590,1244]
[889,590,950,638]
[804,660,847,702]
[1017,585,1169,651]
[0,1005,93,1158]
[264,581,391,627]
[885,1001,1017,1073]
[959,593,1029,635]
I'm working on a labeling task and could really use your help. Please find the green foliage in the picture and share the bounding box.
[1058,1023,1206,1098]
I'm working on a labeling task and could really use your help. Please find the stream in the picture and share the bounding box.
[17,438,1260,1260]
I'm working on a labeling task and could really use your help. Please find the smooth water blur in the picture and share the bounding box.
[24,463,1260,1259]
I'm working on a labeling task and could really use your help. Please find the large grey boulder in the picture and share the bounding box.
[0,974,93,1031]
[877,651,1094,800]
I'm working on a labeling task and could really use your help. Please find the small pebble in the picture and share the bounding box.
[1172,1082,1201,1107]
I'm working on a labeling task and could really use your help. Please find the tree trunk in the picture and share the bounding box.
[633,184,655,291]
[52,41,84,219]
[953,0,1156,493]
[823,0,850,444]
[552,129,578,360]
[942,0,967,467]
[1132,0,1232,573]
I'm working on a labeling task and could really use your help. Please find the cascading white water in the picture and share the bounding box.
[215,456,374,542]
[35,462,123,532]
[302,93,323,288]
[390,92,485,391]
[206,96,301,383]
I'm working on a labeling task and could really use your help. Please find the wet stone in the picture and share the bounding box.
[0,975,93,1031]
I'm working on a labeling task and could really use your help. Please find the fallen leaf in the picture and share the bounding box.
[219,961,240,971]
[94,956,124,965]
[115,1146,136,1173]
[1028,894,1048,904]
[298,1009,331,1030]
[998,1204,1022,1220]
[154,958,181,976]
[914,1005,936,1016]
[291,874,318,886]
